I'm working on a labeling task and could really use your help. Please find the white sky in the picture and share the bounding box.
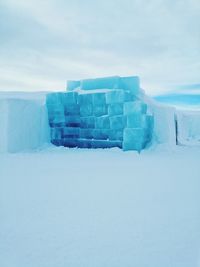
[0,0,200,94]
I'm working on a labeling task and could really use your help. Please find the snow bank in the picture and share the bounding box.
[0,98,50,153]
[152,103,176,146]
[141,94,177,147]
[176,110,200,146]
[150,100,200,148]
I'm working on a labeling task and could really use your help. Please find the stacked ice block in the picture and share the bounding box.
[46,76,153,151]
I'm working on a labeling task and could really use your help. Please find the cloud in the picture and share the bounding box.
[0,0,199,93]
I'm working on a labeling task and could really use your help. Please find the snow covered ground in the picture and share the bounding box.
[0,88,200,266]
[1,146,200,267]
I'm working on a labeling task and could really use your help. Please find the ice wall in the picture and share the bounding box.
[176,110,200,146]
[0,100,9,152]
[0,98,50,153]
[152,103,176,147]
[47,76,153,151]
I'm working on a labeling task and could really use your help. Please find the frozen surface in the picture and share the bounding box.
[0,147,200,267]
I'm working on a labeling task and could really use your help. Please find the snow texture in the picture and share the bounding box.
[0,147,200,267]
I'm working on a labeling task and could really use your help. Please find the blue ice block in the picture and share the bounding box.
[62,127,80,138]
[79,129,94,139]
[81,76,120,90]
[62,92,78,105]
[108,103,123,116]
[120,76,140,95]
[80,104,93,117]
[48,106,64,123]
[93,129,109,140]
[65,116,81,127]
[51,139,62,146]
[51,127,63,146]
[63,138,78,148]
[144,115,154,143]
[92,140,122,149]
[92,92,106,105]
[123,128,146,151]
[64,104,80,115]
[109,130,123,141]
[123,101,147,115]
[78,139,93,148]
[93,104,108,117]
[51,127,62,140]
[146,115,154,129]
[95,116,110,129]
[49,114,65,127]
[46,92,63,106]
[67,76,140,93]
[47,103,65,122]
[67,80,81,91]
[80,117,95,128]
[47,103,64,114]
[78,93,93,105]
[110,115,127,130]
[106,90,135,104]
[106,90,125,104]
[126,113,146,128]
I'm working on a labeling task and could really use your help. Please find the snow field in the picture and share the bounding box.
[0,147,200,267]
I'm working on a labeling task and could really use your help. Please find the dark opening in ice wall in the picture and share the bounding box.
[46,76,153,151]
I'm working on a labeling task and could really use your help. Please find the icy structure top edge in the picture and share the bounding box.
[67,76,140,95]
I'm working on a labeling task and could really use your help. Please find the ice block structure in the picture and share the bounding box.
[46,76,154,151]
